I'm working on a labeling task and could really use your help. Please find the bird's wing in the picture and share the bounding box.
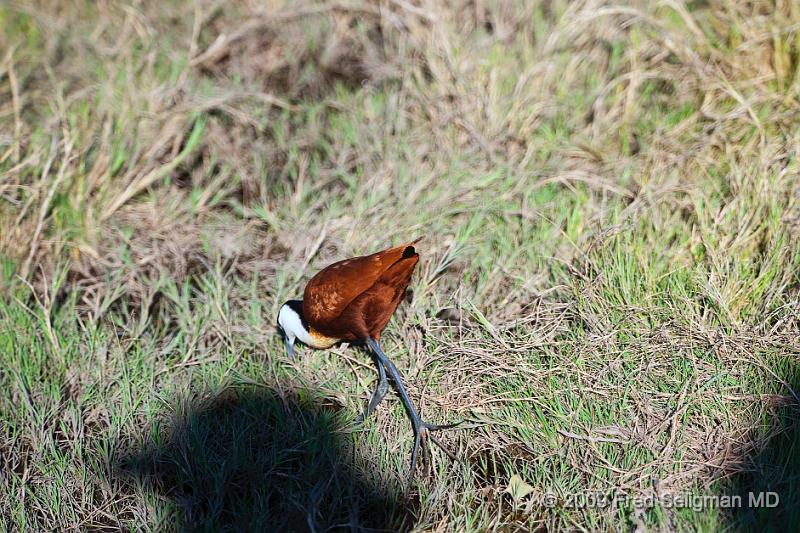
[303,238,422,327]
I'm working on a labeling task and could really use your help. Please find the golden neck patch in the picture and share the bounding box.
[307,328,340,349]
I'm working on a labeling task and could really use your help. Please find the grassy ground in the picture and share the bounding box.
[2,0,800,531]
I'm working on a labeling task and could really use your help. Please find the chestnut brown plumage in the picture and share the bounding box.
[304,239,420,341]
[277,238,459,484]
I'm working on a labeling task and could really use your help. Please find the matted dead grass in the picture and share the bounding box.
[2,0,800,530]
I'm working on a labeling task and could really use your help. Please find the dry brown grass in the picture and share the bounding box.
[2,0,800,531]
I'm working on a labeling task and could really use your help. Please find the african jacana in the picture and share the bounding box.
[277,238,459,482]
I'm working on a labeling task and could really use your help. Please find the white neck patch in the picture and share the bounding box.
[278,303,340,349]
[278,303,312,346]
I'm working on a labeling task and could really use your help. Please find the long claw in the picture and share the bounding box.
[365,337,464,486]
[409,429,422,485]
[422,420,463,431]
[427,433,459,463]
[407,423,461,480]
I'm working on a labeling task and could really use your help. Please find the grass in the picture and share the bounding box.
[1,0,800,530]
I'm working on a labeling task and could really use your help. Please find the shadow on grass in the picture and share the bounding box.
[729,363,800,531]
[113,384,413,532]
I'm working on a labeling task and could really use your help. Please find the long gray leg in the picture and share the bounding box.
[357,353,389,423]
[365,337,460,485]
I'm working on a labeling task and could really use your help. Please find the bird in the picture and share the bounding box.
[277,237,459,482]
